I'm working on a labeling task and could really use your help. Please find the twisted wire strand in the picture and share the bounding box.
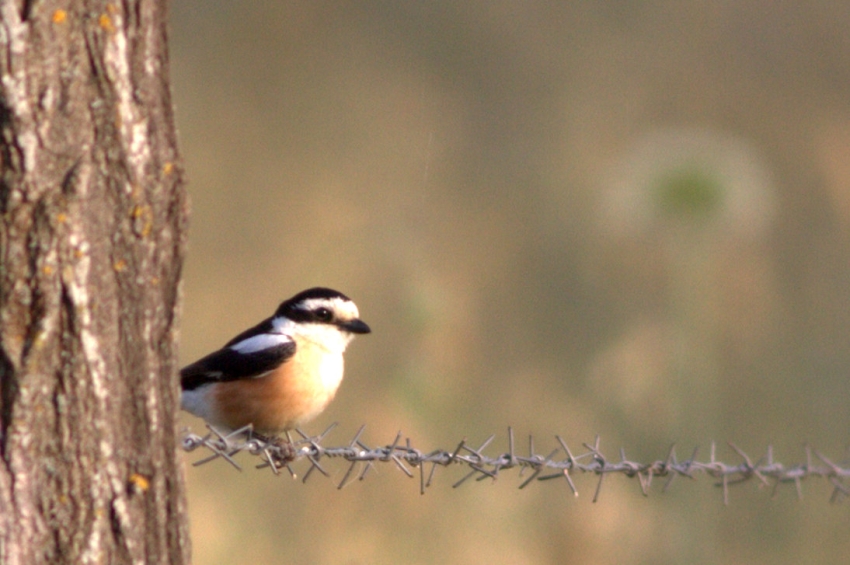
[180,424,850,503]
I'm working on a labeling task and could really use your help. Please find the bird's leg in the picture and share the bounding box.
[251,431,297,466]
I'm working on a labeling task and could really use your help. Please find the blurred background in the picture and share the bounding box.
[171,3,850,564]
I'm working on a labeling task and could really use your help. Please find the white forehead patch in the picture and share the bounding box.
[299,297,360,321]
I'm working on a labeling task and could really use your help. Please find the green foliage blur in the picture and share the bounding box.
[173,3,850,564]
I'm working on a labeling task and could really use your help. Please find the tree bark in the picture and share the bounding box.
[0,1,190,563]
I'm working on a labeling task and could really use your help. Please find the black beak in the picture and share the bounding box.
[342,319,371,334]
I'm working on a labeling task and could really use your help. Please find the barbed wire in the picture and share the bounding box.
[180,424,850,504]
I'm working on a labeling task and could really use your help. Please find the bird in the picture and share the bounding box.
[180,287,370,437]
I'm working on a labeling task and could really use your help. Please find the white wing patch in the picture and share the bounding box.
[229,332,293,354]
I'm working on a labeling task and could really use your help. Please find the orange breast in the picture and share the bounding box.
[211,340,343,434]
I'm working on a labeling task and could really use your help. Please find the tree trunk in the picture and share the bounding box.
[0,1,190,563]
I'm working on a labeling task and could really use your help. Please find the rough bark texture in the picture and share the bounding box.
[0,1,190,563]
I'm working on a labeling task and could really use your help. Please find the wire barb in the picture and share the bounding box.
[180,426,850,503]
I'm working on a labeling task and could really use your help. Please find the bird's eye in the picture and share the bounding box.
[314,307,333,322]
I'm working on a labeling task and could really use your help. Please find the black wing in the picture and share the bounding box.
[223,316,276,348]
[180,325,296,391]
